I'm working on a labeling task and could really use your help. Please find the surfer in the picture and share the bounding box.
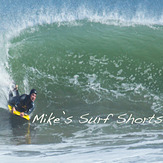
[8,85,37,117]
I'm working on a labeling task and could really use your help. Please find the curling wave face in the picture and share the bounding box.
[6,22,163,115]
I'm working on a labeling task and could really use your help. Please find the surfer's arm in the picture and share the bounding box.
[27,105,35,115]
[20,112,25,117]
[14,94,27,111]
[12,106,16,113]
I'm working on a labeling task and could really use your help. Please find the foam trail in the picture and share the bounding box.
[0,58,11,109]
[0,33,12,109]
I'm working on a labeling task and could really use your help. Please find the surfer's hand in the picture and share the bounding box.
[20,112,24,117]
[12,107,16,113]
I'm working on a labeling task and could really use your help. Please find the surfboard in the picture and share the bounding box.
[8,105,30,120]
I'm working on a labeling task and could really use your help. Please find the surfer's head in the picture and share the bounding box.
[30,89,37,102]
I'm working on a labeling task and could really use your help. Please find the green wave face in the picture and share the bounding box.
[7,22,163,115]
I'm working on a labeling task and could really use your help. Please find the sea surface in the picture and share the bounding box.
[0,0,163,162]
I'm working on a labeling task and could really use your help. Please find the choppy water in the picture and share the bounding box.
[0,0,163,162]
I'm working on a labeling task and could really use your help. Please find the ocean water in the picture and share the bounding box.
[0,0,163,162]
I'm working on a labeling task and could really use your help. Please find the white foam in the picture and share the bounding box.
[0,33,13,109]
[2,4,163,42]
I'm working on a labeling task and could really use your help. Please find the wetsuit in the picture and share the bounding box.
[9,90,35,115]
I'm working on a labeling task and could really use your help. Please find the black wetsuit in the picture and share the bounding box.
[9,90,35,115]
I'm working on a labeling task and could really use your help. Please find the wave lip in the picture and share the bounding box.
[1,1,163,39]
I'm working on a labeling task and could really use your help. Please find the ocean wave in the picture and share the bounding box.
[1,0,163,41]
